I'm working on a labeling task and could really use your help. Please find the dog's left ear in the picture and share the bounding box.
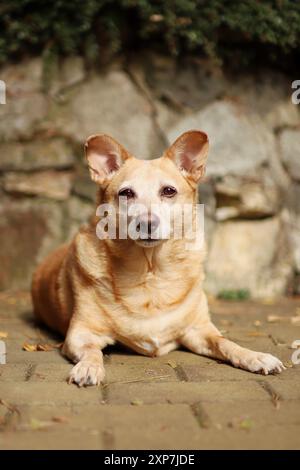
[85,134,131,185]
[164,130,209,183]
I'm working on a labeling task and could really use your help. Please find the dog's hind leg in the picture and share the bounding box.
[180,321,285,375]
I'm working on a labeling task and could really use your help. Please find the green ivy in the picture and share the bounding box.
[0,0,299,67]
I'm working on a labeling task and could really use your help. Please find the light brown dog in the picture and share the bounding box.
[31,130,285,386]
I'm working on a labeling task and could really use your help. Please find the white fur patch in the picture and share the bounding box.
[238,352,286,375]
[68,360,105,387]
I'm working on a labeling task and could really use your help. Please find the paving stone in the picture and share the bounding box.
[6,350,67,365]
[181,362,290,382]
[0,429,102,450]
[30,363,71,382]
[0,364,29,381]
[1,292,300,449]
[270,380,300,400]
[0,382,102,406]
[70,404,201,450]
[107,381,269,405]
[105,363,178,384]
[181,425,300,450]
[201,400,300,429]
[108,349,208,366]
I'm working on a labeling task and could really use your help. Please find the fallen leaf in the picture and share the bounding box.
[131,399,143,406]
[167,360,177,369]
[253,320,261,327]
[52,415,69,423]
[36,344,54,352]
[23,343,38,352]
[23,342,63,352]
[0,331,8,339]
[246,331,267,337]
[239,418,254,430]
[29,418,54,430]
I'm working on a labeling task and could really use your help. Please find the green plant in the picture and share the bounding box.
[0,1,299,68]
[217,289,251,301]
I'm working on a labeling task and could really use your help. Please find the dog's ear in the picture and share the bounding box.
[164,130,209,183]
[85,134,131,184]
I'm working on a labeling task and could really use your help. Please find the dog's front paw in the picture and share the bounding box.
[68,361,105,387]
[238,352,286,375]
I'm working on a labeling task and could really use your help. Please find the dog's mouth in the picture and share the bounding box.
[134,237,163,247]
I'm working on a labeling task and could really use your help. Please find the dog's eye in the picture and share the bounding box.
[118,188,136,199]
[161,186,177,198]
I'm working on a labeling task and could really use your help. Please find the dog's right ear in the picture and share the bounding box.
[85,134,131,184]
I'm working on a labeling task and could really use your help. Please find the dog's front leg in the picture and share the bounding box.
[181,321,285,375]
[62,323,112,387]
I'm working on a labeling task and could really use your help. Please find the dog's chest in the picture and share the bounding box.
[118,332,178,357]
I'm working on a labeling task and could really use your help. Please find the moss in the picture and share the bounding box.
[0,1,299,70]
[217,289,251,301]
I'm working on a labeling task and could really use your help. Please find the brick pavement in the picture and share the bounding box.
[0,291,299,449]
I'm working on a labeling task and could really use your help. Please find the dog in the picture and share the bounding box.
[31,130,285,386]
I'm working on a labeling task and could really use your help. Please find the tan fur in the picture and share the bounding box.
[31,131,285,386]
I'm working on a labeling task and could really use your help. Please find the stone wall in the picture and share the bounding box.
[0,54,299,297]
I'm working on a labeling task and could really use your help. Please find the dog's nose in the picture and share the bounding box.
[136,214,160,237]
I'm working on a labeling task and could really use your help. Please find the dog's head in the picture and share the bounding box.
[85,131,209,247]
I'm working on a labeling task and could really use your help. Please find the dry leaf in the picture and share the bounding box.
[246,331,267,337]
[239,418,254,430]
[37,344,54,352]
[131,399,144,406]
[0,331,8,339]
[284,360,294,368]
[52,415,69,423]
[29,418,54,430]
[166,360,177,369]
[253,320,261,327]
[23,342,63,352]
[23,343,38,352]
